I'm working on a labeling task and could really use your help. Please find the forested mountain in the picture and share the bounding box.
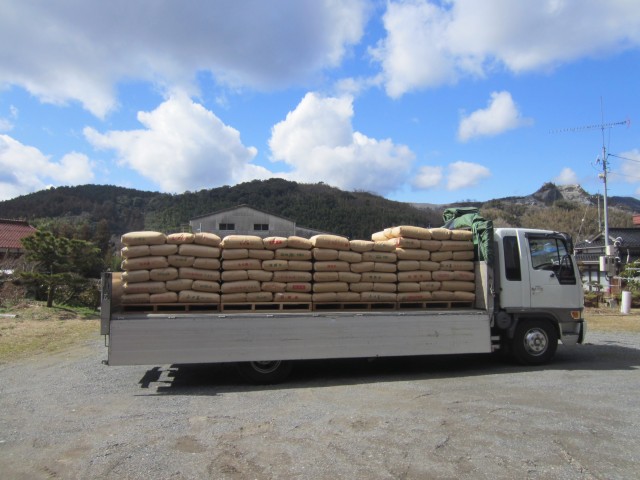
[0,180,442,240]
[0,180,636,246]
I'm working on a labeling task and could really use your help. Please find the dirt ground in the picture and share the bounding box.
[1,321,639,479]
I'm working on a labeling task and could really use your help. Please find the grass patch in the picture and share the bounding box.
[583,307,640,333]
[0,302,99,363]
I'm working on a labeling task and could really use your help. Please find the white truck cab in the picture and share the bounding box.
[493,228,585,364]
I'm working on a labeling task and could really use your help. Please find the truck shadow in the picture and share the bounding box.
[140,340,640,395]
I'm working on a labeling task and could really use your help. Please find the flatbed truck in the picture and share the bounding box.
[100,228,586,383]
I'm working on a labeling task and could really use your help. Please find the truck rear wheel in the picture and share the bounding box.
[235,360,293,384]
[512,319,558,365]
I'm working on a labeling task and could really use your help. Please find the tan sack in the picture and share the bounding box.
[166,232,195,244]
[121,293,150,304]
[361,272,397,283]
[221,235,264,249]
[165,279,193,291]
[310,234,350,251]
[395,248,431,261]
[453,251,475,261]
[179,290,220,303]
[121,270,150,284]
[247,292,273,302]
[121,231,166,246]
[389,226,432,240]
[313,261,350,272]
[149,267,179,282]
[273,292,312,302]
[439,240,474,252]
[123,281,167,295]
[288,260,313,271]
[122,256,168,271]
[360,292,396,302]
[398,291,432,302]
[440,260,474,271]
[398,271,432,282]
[440,281,475,292]
[222,259,262,271]
[362,251,397,263]
[428,228,452,240]
[272,271,312,282]
[149,244,178,256]
[287,236,313,250]
[222,248,249,260]
[221,280,261,294]
[121,245,150,259]
[275,248,313,261]
[179,244,221,258]
[167,255,195,268]
[179,267,221,281]
[263,236,288,250]
[194,232,221,247]
[450,229,473,241]
[349,240,374,252]
[150,292,178,303]
[192,258,221,270]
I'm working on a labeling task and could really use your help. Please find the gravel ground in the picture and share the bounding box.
[1,332,639,480]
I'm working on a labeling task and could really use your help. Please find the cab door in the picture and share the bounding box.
[526,234,582,309]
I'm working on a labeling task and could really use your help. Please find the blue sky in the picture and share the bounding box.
[1,0,639,204]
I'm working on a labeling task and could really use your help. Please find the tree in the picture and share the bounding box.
[19,230,103,307]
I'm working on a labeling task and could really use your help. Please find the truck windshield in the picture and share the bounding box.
[528,236,576,284]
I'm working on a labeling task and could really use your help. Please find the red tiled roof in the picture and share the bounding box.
[0,219,37,250]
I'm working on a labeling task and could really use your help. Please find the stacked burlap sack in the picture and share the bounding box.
[371,225,476,302]
[120,231,221,304]
[119,226,476,305]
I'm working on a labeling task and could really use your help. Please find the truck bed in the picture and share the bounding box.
[106,309,492,366]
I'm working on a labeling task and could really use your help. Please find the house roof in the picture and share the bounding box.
[190,204,296,223]
[0,219,37,250]
[575,228,640,250]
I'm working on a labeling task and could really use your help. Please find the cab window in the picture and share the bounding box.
[528,236,576,285]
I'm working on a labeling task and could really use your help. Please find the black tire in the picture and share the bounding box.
[512,319,558,365]
[235,360,293,384]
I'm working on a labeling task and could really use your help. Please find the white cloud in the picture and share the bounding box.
[458,91,532,141]
[0,1,368,118]
[372,0,640,97]
[446,161,491,190]
[84,92,267,192]
[0,134,94,200]
[554,167,579,185]
[412,166,444,189]
[269,92,415,195]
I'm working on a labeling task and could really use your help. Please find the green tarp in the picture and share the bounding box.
[442,207,494,265]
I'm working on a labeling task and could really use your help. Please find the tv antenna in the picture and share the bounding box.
[551,98,630,251]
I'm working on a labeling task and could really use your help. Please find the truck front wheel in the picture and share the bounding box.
[235,360,293,384]
[512,319,558,365]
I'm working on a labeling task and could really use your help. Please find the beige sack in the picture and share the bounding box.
[150,292,178,303]
[222,259,262,271]
[275,248,313,261]
[261,282,287,292]
[419,261,440,271]
[221,235,264,249]
[263,236,288,250]
[338,250,362,263]
[362,251,397,263]
[373,240,397,252]
[397,260,420,271]
[313,248,339,261]
[123,281,167,295]
[440,260,474,271]
[192,258,221,270]
[166,232,195,244]
[373,262,397,273]
[397,282,420,292]
[273,292,312,302]
[288,260,313,271]
[350,262,375,273]
[272,271,313,282]
[313,261,350,272]
[167,255,195,268]
[287,236,313,250]
[121,245,150,259]
[428,228,451,240]
[286,282,313,293]
[194,232,221,247]
[247,292,273,302]
[371,231,390,242]
[122,256,168,271]
[453,291,476,301]
[249,249,275,260]
[361,272,397,283]
[419,281,441,291]
[392,237,422,249]
[149,267,179,282]
[395,248,431,261]
[432,271,455,281]
[430,251,453,262]
[338,272,361,283]
[149,244,178,256]
[450,229,473,241]
[389,226,432,240]
[179,267,221,281]
[439,240,474,252]
[314,272,340,282]
[398,271,432,282]
[221,293,247,303]
[179,244,221,258]
[312,292,338,302]
[221,280,261,294]
[313,282,349,293]
[179,290,220,303]
[431,291,455,301]
[310,234,350,251]
[453,270,476,281]
[121,270,150,284]
[221,270,249,282]
[420,240,442,252]
[372,283,396,293]
[247,270,273,282]
[222,248,249,260]
[350,282,374,293]
[453,251,475,261]
[121,293,150,304]
[262,259,289,271]
[121,231,166,246]
[398,291,432,302]
[349,240,374,252]
[360,292,396,302]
